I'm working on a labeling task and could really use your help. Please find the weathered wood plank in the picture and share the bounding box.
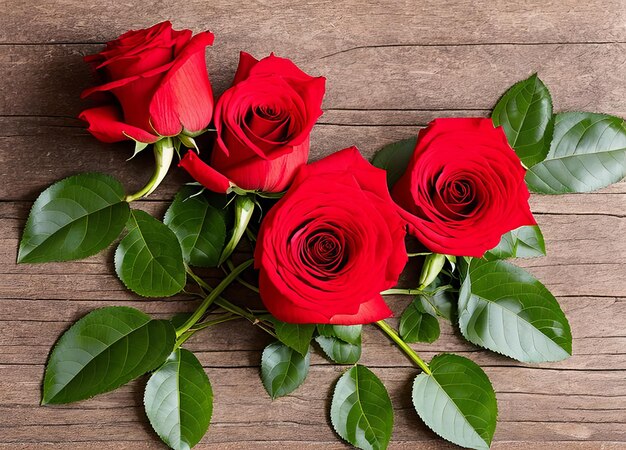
[2,0,625,45]
[0,442,564,450]
[1,238,625,298]
[2,306,626,368]
[2,121,626,201]
[2,197,623,444]
[1,444,625,450]
[0,364,624,444]
[2,43,625,118]
[2,0,626,446]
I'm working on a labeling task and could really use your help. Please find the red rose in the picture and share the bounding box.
[79,21,214,144]
[254,147,408,324]
[179,52,325,193]
[392,118,536,257]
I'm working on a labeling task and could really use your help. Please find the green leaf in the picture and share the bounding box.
[459,258,572,362]
[399,301,440,343]
[316,325,362,364]
[18,173,130,263]
[164,188,227,268]
[169,313,192,330]
[371,137,417,189]
[144,348,213,450]
[42,306,175,404]
[525,112,626,194]
[272,321,316,356]
[417,289,456,321]
[412,354,497,450]
[331,365,393,450]
[261,342,310,399]
[317,324,362,345]
[115,210,186,297]
[492,74,554,167]
[315,336,362,364]
[484,225,546,260]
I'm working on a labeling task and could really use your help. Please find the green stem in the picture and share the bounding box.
[174,331,195,349]
[125,137,175,202]
[236,276,260,294]
[185,265,213,292]
[407,252,432,257]
[246,228,257,243]
[381,288,423,296]
[185,265,276,338]
[174,313,241,349]
[429,284,455,294]
[226,259,260,293]
[177,259,253,337]
[190,313,240,331]
[375,320,431,375]
[213,297,277,338]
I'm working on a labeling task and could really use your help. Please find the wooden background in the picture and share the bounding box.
[1,0,625,448]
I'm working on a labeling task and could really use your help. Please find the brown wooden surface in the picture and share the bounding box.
[1,0,625,448]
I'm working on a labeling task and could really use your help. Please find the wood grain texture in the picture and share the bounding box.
[3,43,626,116]
[2,0,625,45]
[1,0,626,448]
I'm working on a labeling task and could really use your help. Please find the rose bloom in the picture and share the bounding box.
[180,52,325,193]
[254,147,408,325]
[392,118,536,257]
[79,21,214,144]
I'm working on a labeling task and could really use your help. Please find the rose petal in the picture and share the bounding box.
[231,51,260,85]
[213,139,309,192]
[392,118,536,257]
[78,105,160,144]
[329,295,393,325]
[249,53,317,81]
[80,62,173,99]
[149,31,215,136]
[179,150,232,193]
[255,147,407,325]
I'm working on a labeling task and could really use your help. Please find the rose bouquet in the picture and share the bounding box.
[18,21,626,450]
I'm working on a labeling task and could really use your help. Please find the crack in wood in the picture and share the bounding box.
[318,41,626,59]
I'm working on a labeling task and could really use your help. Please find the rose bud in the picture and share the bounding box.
[254,147,408,325]
[179,52,326,194]
[79,21,214,144]
[392,118,536,257]
[79,21,215,200]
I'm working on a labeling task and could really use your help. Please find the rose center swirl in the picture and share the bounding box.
[291,226,349,279]
[428,173,479,217]
[256,104,282,120]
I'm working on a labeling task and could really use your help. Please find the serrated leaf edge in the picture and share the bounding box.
[458,260,572,362]
[43,306,173,404]
[411,354,497,450]
[330,365,393,450]
[18,172,129,263]
[114,210,186,298]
